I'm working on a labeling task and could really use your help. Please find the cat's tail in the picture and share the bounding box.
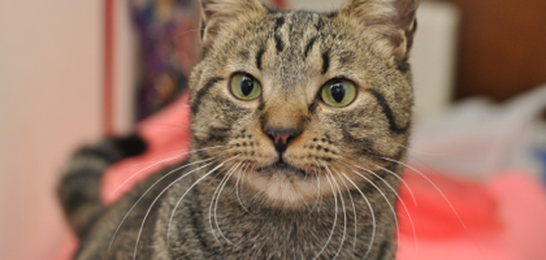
[57,134,147,238]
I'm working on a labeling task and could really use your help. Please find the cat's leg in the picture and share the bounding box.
[57,134,147,238]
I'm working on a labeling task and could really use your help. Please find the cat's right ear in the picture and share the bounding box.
[336,0,420,64]
[199,0,267,48]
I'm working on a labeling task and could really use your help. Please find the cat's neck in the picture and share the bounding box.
[158,166,398,259]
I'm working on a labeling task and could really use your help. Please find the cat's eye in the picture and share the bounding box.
[320,79,357,107]
[230,73,262,101]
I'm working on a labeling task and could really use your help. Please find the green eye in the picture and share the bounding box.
[230,73,262,101]
[320,79,357,107]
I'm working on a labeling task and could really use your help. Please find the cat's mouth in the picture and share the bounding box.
[255,161,308,177]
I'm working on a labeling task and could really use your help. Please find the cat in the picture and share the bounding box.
[58,0,418,259]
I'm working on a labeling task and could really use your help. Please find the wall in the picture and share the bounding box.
[0,1,102,259]
[441,0,546,101]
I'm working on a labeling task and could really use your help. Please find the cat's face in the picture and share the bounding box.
[190,0,416,208]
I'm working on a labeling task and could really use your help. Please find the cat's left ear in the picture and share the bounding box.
[199,0,267,48]
[337,0,419,64]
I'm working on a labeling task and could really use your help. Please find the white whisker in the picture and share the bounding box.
[374,164,417,206]
[313,161,338,260]
[348,167,401,253]
[338,174,358,251]
[330,171,347,260]
[213,162,241,246]
[107,156,215,253]
[138,123,191,130]
[379,157,470,234]
[307,167,321,215]
[132,158,221,260]
[235,163,253,215]
[208,168,234,247]
[380,157,487,256]
[112,145,225,196]
[338,171,376,259]
[352,163,418,254]
[166,155,241,246]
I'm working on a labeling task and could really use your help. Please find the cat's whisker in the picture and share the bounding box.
[133,145,226,167]
[342,152,418,206]
[313,163,338,260]
[385,156,488,256]
[112,145,225,196]
[379,157,467,223]
[339,162,401,253]
[375,164,417,206]
[307,167,321,215]
[378,157,473,241]
[213,161,242,246]
[395,142,455,156]
[359,136,453,157]
[338,171,376,259]
[208,162,237,247]
[318,169,325,213]
[127,147,191,167]
[330,170,348,260]
[242,163,259,212]
[112,153,186,194]
[351,137,455,200]
[231,162,263,212]
[127,146,218,169]
[316,164,326,213]
[107,156,217,254]
[165,155,241,247]
[140,145,226,165]
[348,161,419,254]
[235,163,253,215]
[337,173,358,251]
[353,139,481,252]
[244,164,264,207]
[138,123,191,130]
[132,157,224,259]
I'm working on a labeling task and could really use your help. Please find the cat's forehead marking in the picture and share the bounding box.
[264,11,333,90]
[272,11,327,54]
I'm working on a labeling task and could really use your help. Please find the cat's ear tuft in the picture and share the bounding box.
[337,0,419,63]
[200,0,267,48]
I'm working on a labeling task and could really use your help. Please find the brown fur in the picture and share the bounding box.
[58,0,419,259]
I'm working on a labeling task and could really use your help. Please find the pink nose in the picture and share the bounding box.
[264,126,301,153]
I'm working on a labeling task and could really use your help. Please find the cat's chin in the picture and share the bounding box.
[255,162,307,177]
[242,162,336,210]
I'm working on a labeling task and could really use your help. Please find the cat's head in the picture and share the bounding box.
[189,0,418,209]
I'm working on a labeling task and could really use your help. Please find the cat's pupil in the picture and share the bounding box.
[241,76,254,96]
[330,82,346,103]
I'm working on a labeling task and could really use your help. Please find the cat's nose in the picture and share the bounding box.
[264,126,302,154]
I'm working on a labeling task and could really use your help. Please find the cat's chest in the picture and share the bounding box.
[160,180,394,260]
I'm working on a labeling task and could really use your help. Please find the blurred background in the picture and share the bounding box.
[0,0,545,259]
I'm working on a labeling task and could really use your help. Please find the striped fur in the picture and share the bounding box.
[58,135,146,238]
[59,0,419,259]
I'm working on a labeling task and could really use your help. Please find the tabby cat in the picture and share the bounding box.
[58,0,418,259]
